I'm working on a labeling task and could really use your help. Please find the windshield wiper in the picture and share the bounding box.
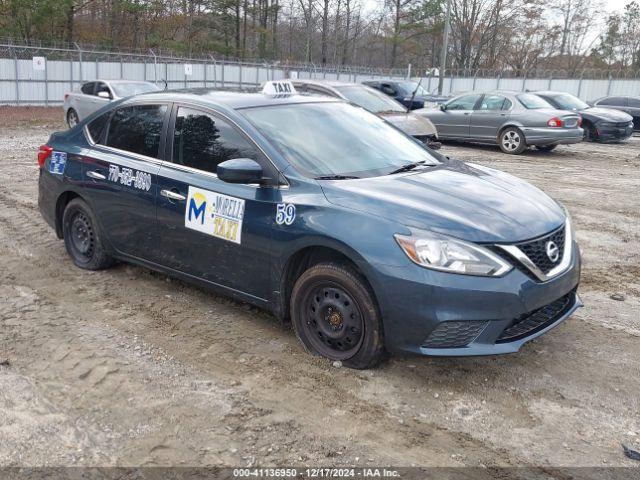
[314,174,360,180]
[387,161,428,175]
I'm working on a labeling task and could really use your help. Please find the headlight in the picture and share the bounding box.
[394,229,512,276]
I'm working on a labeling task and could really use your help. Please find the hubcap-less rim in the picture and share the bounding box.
[502,130,521,151]
[302,283,364,360]
[70,212,94,259]
[68,111,78,127]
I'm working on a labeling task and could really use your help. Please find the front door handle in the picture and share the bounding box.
[86,170,106,180]
[160,189,186,202]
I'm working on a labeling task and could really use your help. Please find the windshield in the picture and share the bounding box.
[396,82,428,97]
[547,93,589,110]
[241,102,438,178]
[111,82,160,97]
[334,85,405,113]
[517,93,552,109]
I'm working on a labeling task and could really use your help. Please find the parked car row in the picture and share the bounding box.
[63,78,637,157]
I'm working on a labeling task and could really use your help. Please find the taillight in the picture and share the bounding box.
[577,116,582,127]
[547,117,563,128]
[38,145,53,169]
[64,93,69,101]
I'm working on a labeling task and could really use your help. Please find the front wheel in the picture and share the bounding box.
[498,127,526,154]
[535,144,557,152]
[67,108,79,128]
[291,262,385,369]
[62,198,114,270]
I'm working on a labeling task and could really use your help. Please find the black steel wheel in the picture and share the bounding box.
[62,198,114,270]
[291,262,385,369]
[302,283,364,359]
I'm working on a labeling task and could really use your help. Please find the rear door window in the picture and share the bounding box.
[81,82,96,95]
[104,104,168,158]
[447,94,481,110]
[628,98,640,108]
[599,97,628,107]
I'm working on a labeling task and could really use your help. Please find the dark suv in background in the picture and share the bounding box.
[591,96,640,131]
[363,80,449,110]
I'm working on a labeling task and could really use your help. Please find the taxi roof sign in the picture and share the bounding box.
[262,80,296,96]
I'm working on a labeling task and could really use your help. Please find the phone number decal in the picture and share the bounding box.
[108,164,152,191]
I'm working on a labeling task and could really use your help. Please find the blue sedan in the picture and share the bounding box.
[37,81,581,369]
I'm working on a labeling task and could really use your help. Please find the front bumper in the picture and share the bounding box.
[594,123,634,142]
[369,241,581,356]
[522,127,584,146]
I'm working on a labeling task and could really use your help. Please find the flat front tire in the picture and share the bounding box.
[499,127,526,154]
[291,262,385,369]
[62,198,114,270]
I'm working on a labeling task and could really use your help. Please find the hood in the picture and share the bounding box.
[320,159,564,243]
[580,107,633,122]
[379,112,437,136]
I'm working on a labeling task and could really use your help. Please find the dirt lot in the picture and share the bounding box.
[0,108,639,473]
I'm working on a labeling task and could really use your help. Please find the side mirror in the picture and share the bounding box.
[97,91,111,99]
[439,103,447,111]
[217,158,264,184]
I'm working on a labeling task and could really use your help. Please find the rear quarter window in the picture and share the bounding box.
[87,113,110,143]
[105,104,167,158]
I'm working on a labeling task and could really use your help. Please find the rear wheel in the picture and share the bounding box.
[291,262,385,369]
[583,123,597,141]
[62,198,114,270]
[67,108,79,128]
[535,144,557,152]
[498,127,526,154]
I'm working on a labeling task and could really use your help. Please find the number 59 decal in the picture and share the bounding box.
[276,203,296,225]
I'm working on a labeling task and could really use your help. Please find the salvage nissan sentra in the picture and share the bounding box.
[37,81,582,369]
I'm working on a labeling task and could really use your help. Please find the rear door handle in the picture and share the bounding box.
[160,189,186,201]
[86,170,106,180]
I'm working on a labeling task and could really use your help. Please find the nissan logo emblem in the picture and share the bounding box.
[546,241,560,263]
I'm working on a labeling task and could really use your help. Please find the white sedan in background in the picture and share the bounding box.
[63,80,160,128]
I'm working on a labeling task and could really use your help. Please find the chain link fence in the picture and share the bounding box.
[1,39,640,105]
[0,40,408,106]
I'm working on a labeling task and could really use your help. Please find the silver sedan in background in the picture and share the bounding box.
[63,80,160,128]
[414,91,583,154]
[291,79,440,148]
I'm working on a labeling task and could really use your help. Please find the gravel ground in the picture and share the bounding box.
[0,109,639,472]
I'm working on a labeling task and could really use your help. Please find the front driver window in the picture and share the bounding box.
[446,95,481,110]
[172,107,259,174]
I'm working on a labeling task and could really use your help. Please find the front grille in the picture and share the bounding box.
[422,321,488,348]
[517,226,565,275]
[497,290,575,343]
